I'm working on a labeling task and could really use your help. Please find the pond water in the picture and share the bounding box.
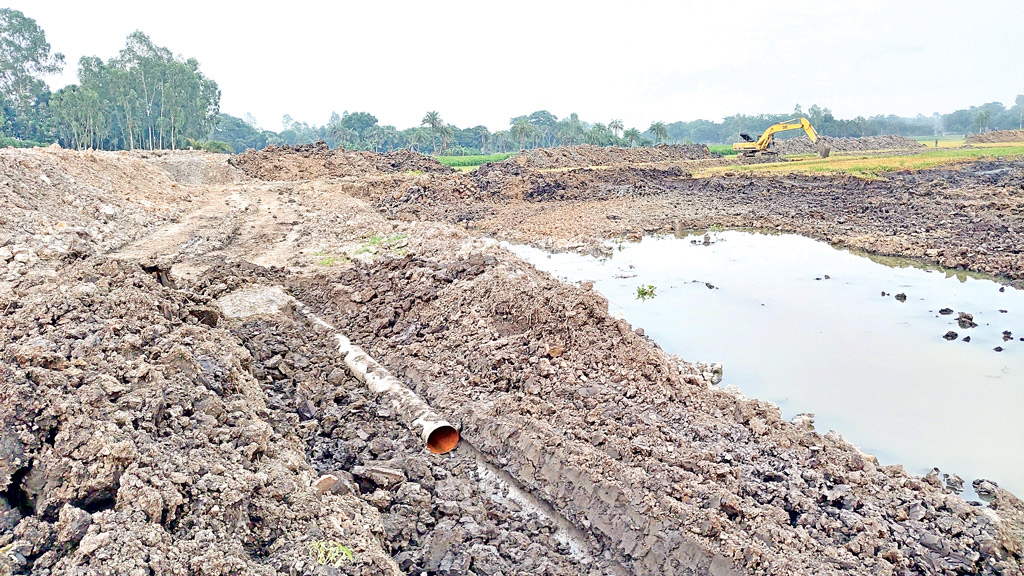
[507,231,1024,499]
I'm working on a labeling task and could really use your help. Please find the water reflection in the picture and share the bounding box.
[508,231,1023,498]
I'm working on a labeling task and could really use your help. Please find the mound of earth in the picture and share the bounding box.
[500,144,719,170]
[773,135,925,155]
[0,259,399,575]
[967,130,1024,144]
[473,165,691,202]
[1,147,192,282]
[228,141,453,181]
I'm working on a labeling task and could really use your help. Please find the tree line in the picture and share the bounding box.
[3,8,1023,155]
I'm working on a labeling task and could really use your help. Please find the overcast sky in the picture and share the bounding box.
[9,1,1024,132]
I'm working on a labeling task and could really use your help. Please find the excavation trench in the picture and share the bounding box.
[216,284,626,569]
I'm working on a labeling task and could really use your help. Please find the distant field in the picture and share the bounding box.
[911,136,967,149]
[708,145,739,156]
[436,153,515,168]
[697,144,1024,179]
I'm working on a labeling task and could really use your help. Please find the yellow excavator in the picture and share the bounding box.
[733,117,831,158]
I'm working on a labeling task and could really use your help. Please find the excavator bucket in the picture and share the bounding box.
[816,142,831,158]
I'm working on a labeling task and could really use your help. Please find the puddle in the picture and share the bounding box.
[507,230,1024,499]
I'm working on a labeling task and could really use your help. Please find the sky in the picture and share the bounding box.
[9,0,1024,132]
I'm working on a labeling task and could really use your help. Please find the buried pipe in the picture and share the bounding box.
[335,334,459,454]
[217,288,459,454]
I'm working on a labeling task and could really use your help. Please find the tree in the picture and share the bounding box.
[975,109,991,133]
[609,119,623,138]
[338,111,378,140]
[439,124,454,153]
[0,8,64,140]
[422,110,442,154]
[623,127,641,147]
[648,121,668,145]
[510,118,531,150]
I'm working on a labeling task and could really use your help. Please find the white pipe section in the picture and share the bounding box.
[335,334,460,454]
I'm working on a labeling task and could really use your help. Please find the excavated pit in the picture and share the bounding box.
[3,145,1024,575]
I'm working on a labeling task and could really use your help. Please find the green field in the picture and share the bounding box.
[708,144,739,156]
[697,144,1024,179]
[436,153,515,168]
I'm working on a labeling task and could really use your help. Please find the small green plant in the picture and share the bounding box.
[318,256,338,266]
[636,284,657,300]
[308,540,353,567]
[709,223,724,233]
[355,233,409,255]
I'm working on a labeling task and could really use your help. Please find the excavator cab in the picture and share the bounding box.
[739,133,755,143]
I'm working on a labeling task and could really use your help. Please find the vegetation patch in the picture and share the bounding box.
[698,145,1024,179]
[436,153,515,167]
[307,540,353,567]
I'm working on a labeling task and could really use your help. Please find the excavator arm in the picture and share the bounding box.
[733,117,829,157]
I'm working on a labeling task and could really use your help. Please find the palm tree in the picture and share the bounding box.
[439,124,454,154]
[609,119,624,138]
[623,128,641,147]
[510,119,531,150]
[648,121,668,145]
[422,111,442,154]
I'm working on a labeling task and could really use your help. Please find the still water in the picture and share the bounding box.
[508,231,1023,498]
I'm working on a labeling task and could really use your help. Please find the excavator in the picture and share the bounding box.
[732,117,831,158]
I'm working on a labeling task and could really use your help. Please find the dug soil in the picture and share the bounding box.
[2,143,1023,576]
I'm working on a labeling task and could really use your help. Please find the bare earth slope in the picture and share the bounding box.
[1,146,1023,576]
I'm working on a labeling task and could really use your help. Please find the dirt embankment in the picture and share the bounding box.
[967,130,1024,144]
[3,147,1024,575]
[773,135,925,155]
[292,249,1024,575]
[228,141,453,181]
[499,144,720,170]
[0,147,193,283]
[0,259,400,575]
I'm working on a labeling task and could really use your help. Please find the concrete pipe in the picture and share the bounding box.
[335,335,459,454]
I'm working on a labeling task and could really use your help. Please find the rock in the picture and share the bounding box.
[895,293,907,302]
[939,308,954,315]
[327,367,347,385]
[314,471,359,496]
[546,344,563,358]
[352,464,407,488]
[55,504,92,547]
[962,336,971,342]
[468,543,504,575]
[957,312,978,329]
[943,331,958,341]
[973,479,999,499]
[993,346,1004,352]
[1002,331,1012,341]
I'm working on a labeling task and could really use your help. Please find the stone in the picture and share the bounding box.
[957,312,978,329]
[352,464,407,488]
[943,331,958,341]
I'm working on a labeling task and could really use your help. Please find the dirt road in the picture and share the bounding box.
[2,145,1022,576]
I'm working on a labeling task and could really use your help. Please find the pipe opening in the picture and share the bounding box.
[426,425,460,454]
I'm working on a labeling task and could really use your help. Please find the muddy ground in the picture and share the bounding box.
[2,144,1023,575]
